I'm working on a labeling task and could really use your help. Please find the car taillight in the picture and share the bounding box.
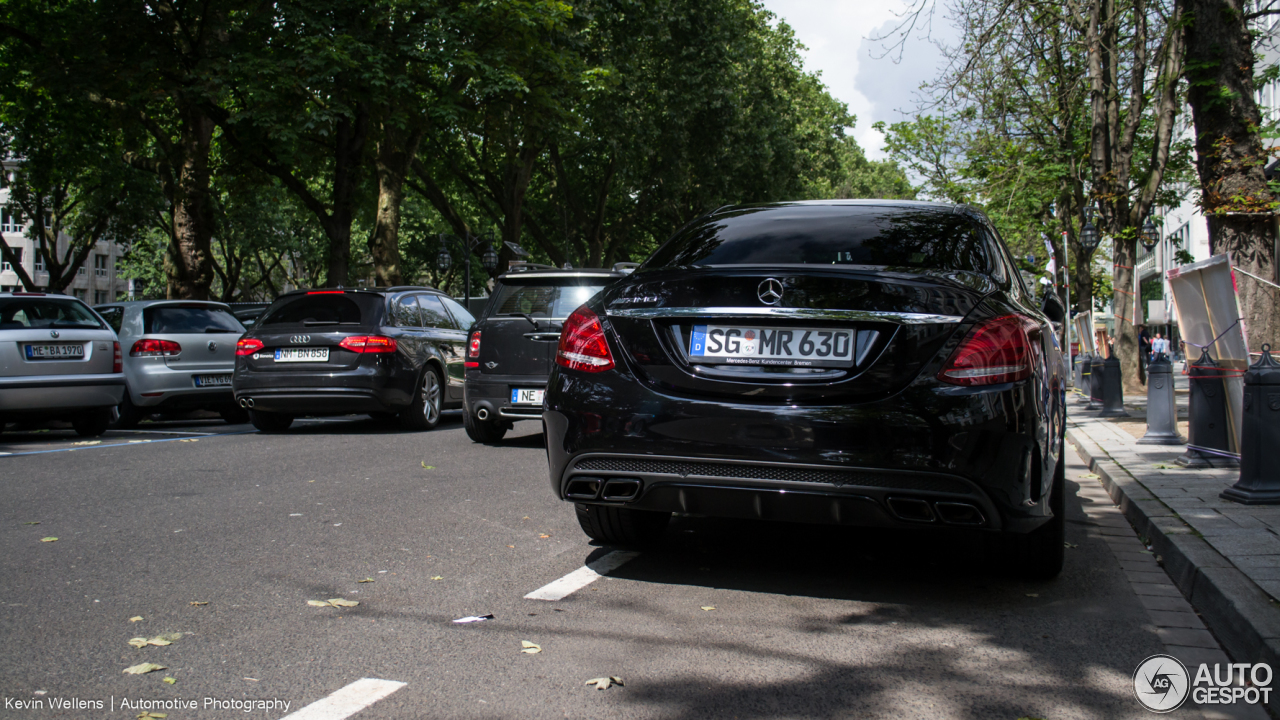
[130,338,182,357]
[338,335,398,353]
[937,314,1039,386]
[236,338,264,356]
[112,341,122,373]
[556,305,614,373]
[468,331,481,358]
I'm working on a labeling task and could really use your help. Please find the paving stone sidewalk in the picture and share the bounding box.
[1066,377,1280,713]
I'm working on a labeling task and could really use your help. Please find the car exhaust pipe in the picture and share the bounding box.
[886,497,936,523]
[601,478,642,501]
[476,407,490,421]
[244,397,255,409]
[565,477,604,500]
[934,502,986,526]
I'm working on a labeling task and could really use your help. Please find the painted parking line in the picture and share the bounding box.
[524,551,640,601]
[0,430,258,458]
[279,678,407,720]
[109,428,220,436]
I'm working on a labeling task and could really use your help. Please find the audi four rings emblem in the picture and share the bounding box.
[290,335,311,344]
[758,278,784,305]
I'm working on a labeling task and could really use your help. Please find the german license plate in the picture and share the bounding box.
[511,388,545,405]
[274,347,329,363]
[24,343,85,360]
[689,325,855,368]
[193,374,232,387]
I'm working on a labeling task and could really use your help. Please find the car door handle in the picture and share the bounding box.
[524,332,562,341]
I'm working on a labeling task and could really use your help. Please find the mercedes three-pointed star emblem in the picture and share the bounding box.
[758,278,784,305]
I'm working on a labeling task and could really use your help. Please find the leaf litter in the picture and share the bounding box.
[308,598,359,608]
[189,601,209,606]
[40,537,57,542]
[520,641,542,654]
[129,616,144,623]
[586,676,624,690]
[122,663,166,675]
[453,615,493,624]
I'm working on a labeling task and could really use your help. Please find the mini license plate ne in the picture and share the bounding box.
[274,347,329,363]
[689,325,855,368]
[25,343,85,360]
[511,388,545,405]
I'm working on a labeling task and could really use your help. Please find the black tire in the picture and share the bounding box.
[464,409,507,442]
[574,503,670,547]
[1006,439,1066,580]
[72,408,112,437]
[219,405,250,424]
[400,366,443,431]
[110,390,143,429]
[249,409,293,433]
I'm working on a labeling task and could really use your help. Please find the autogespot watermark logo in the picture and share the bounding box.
[1133,655,1274,713]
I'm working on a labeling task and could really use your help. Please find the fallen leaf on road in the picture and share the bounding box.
[538,534,550,539]
[307,600,331,607]
[128,635,176,648]
[189,601,208,606]
[507,545,515,548]
[585,676,623,690]
[328,598,358,607]
[521,640,542,654]
[162,677,176,685]
[1025,593,1039,598]
[41,537,57,542]
[358,578,375,583]
[431,576,443,581]
[421,462,435,469]
[127,440,151,444]
[179,439,198,443]
[128,638,148,648]
[22,521,39,525]
[1064,542,1078,548]
[136,712,167,719]
[1079,473,1099,479]
[453,615,494,624]
[701,606,715,611]
[72,440,101,446]
[1152,464,1172,469]
[123,663,166,675]
[129,616,144,623]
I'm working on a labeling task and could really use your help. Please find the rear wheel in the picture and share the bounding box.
[219,405,250,424]
[1004,439,1066,580]
[249,410,293,433]
[400,366,443,431]
[72,408,112,437]
[464,409,507,443]
[575,503,670,547]
[110,391,143,429]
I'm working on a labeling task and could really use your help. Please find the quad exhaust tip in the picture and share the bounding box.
[886,497,986,526]
[934,502,986,526]
[239,397,255,409]
[565,476,643,502]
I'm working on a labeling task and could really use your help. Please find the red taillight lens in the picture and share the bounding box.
[129,338,182,357]
[338,335,398,353]
[556,305,614,373]
[468,331,481,358]
[112,341,122,373]
[937,314,1039,386]
[236,338,264,356]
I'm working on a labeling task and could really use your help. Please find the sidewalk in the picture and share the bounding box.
[1066,376,1280,706]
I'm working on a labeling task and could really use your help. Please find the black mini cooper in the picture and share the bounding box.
[232,286,475,432]
[544,201,1068,578]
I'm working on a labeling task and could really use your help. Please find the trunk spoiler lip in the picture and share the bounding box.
[605,306,964,325]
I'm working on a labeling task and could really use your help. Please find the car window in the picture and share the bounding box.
[418,294,455,329]
[553,286,604,316]
[0,297,104,329]
[489,282,606,320]
[96,306,124,333]
[144,305,245,334]
[439,296,475,331]
[259,294,368,327]
[391,294,422,328]
[645,205,992,274]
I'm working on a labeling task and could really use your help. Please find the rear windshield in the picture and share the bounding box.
[646,205,992,273]
[0,297,103,329]
[144,305,245,334]
[488,280,607,319]
[259,294,374,327]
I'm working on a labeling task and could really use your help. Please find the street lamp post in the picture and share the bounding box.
[437,231,499,308]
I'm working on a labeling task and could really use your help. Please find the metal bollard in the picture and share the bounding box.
[1221,345,1280,503]
[1176,350,1240,469]
[1139,355,1184,444]
[1088,355,1106,410]
[1099,355,1129,416]
[1076,353,1091,402]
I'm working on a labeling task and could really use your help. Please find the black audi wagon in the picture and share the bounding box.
[543,200,1068,578]
[232,286,474,432]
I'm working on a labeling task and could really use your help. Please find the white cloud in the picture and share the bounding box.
[760,0,957,159]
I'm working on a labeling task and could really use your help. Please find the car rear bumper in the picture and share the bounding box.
[233,364,413,415]
[543,367,1062,534]
[0,374,124,413]
[465,373,547,422]
[127,361,236,408]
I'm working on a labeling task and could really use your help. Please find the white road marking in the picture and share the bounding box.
[278,678,406,720]
[524,551,640,601]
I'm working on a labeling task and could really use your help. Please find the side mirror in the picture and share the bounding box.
[1041,291,1066,323]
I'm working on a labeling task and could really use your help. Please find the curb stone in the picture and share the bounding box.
[1067,424,1280,715]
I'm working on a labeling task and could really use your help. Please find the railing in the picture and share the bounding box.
[1136,252,1157,279]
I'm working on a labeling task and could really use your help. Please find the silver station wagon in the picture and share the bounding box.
[94,300,248,427]
[0,292,124,436]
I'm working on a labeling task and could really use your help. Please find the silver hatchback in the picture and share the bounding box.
[0,292,124,436]
[94,300,248,427]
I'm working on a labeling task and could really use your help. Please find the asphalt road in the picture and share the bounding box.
[0,412,1184,719]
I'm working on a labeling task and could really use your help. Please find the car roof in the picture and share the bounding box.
[276,286,443,298]
[496,269,624,281]
[709,199,975,214]
[94,299,233,309]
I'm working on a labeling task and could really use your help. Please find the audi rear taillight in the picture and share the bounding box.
[130,338,182,357]
[556,305,614,373]
[937,314,1039,386]
[338,335,398,353]
[236,338,264,356]
[112,341,122,373]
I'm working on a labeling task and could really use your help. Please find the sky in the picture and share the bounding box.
[758,0,956,160]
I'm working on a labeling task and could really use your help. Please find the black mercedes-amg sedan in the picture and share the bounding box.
[543,200,1068,578]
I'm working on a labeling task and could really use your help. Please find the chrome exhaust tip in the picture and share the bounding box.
[476,407,489,421]
[245,397,255,409]
[238,397,248,408]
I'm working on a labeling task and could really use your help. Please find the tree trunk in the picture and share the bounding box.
[1182,0,1280,351]
[1112,235,1142,390]
[168,107,216,300]
[369,123,422,287]
[323,105,370,288]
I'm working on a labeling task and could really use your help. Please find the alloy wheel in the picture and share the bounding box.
[423,371,441,424]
